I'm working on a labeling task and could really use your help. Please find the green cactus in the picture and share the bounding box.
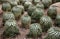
[42,0,52,8]
[3,19,19,37]
[55,14,60,27]
[24,1,32,11]
[40,16,52,32]
[44,27,60,39]
[3,12,15,22]
[47,6,57,19]
[12,5,23,18]
[21,14,31,29]
[8,0,18,7]
[28,4,36,16]
[36,3,44,9]
[2,2,11,11]
[28,23,42,37]
[31,9,44,23]
[33,0,41,5]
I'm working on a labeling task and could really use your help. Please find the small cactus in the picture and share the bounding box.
[55,14,60,27]
[28,23,42,37]
[44,27,60,39]
[40,16,52,32]
[47,6,57,19]
[3,12,15,22]
[21,14,31,29]
[3,19,19,37]
[2,2,11,11]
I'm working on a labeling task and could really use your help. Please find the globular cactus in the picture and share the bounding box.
[21,14,31,29]
[47,6,57,19]
[33,0,41,5]
[42,0,52,8]
[40,16,52,32]
[3,12,15,22]
[31,9,44,23]
[55,14,60,27]
[28,4,36,16]
[19,0,32,5]
[12,5,24,18]
[28,23,42,37]
[8,0,18,7]
[36,3,44,9]
[44,27,60,39]
[24,1,32,11]
[2,2,11,11]
[3,19,19,37]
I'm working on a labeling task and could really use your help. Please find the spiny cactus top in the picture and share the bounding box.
[33,0,41,5]
[24,1,32,11]
[28,4,36,16]
[8,0,18,7]
[42,0,52,8]
[55,14,60,27]
[31,9,44,20]
[28,23,42,37]
[3,19,19,37]
[3,12,15,21]
[2,2,11,11]
[12,5,23,18]
[40,16,52,32]
[47,6,57,19]
[21,15,31,28]
[44,27,60,39]
[36,3,44,9]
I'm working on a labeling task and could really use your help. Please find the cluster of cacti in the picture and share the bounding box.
[3,19,19,37]
[40,16,52,32]
[21,14,31,29]
[1,0,60,38]
[44,27,60,39]
[47,6,57,19]
[28,23,42,37]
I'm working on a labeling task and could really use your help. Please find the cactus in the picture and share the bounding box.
[44,27,60,39]
[3,12,15,22]
[21,14,31,29]
[12,5,23,18]
[55,14,60,27]
[40,16,52,32]
[28,4,36,16]
[28,23,42,37]
[36,3,44,9]
[2,2,11,11]
[24,1,32,11]
[47,6,57,19]
[31,9,44,23]
[33,0,41,5]
[42,0,52,8]
[3,19,19,37]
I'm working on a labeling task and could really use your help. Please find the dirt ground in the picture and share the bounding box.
[0,2,60,39]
